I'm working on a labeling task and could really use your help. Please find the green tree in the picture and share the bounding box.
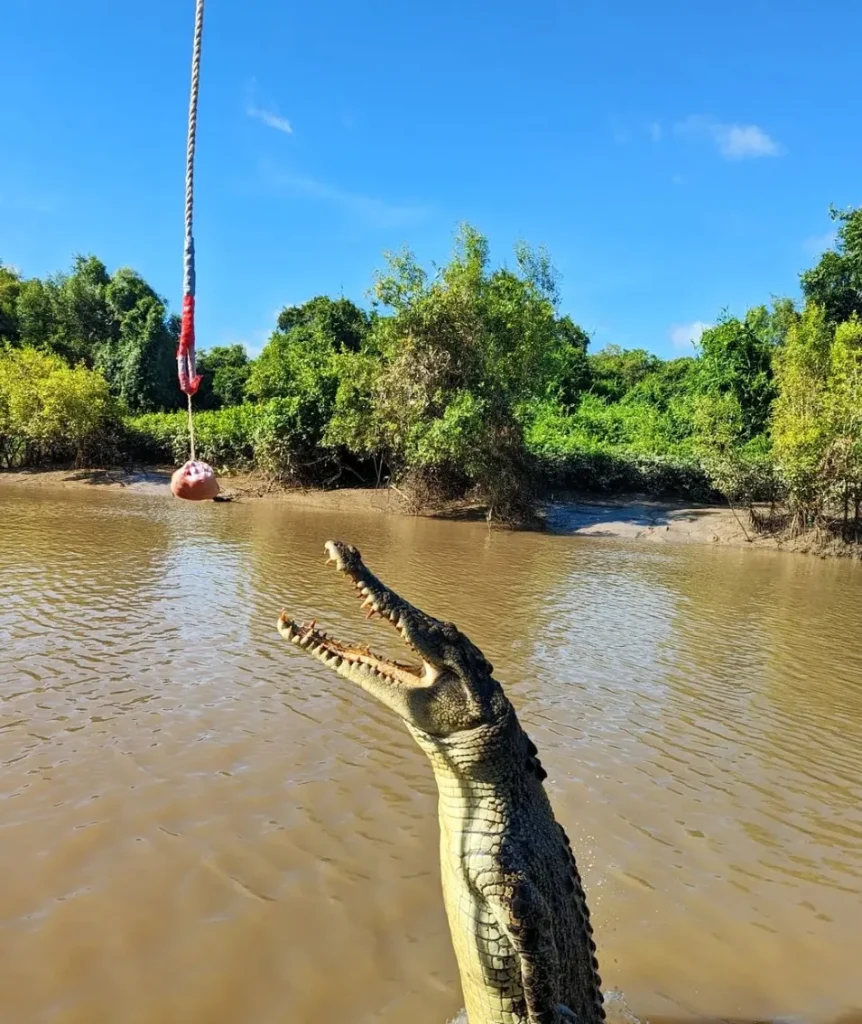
[16,277,58,351]
[11,258,179,413]
[354,224,577,517]
[588,346,661,402]
[0,262,22,343]
[554,315,591,409]
[244,297,370,469]
[52,255,115,365]
[196,344,252,409]
[771,304,834,526]
[276,296,370,352]
[823,317,862,529]
[97,267,179,413]
[800,205,862,324]
[14,255,116,365]
[694,308,777,442]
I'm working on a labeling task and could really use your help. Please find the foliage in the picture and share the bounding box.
[0,263,22,343]
[771,304,833,523]
[244,296,372,468]
[695,308,778,441]
[338,225,575,517]
[0,346,119,467]
[800,206,862,325]
[771,306,862,531]
[324,349,386,460]
[7,255,180,413]
[196,345,251,410]
[276,296,370,352]
[824,318,862,528]
[128,405,258,469]
[128,400,334,482]
[587,346,661,402]
[6,205,862,535]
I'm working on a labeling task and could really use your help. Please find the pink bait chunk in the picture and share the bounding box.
[171,460,220,501]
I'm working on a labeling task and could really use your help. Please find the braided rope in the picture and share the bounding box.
[178,0,206,459]
[184,0,204,296]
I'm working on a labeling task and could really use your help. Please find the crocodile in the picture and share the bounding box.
[277,541,605,1024]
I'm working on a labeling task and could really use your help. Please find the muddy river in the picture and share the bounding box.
[1,484,861,1024]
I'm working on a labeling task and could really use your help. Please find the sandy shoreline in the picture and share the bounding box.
[2,467,858,560]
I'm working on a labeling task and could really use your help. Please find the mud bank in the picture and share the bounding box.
[2,467,858,560]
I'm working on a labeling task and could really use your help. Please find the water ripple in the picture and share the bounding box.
[1,487,861,1023]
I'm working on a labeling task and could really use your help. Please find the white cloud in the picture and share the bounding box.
[669,320,712,351]
[262,165,430,229]
[648,120,662,143]
[246,78,293,134]
[247,103,293,134]
[674,115,782,160]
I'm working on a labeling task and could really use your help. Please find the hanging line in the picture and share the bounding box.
[177,0,206,461]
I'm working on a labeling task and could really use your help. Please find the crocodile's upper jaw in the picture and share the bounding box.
[277,540,441,687]
[278,540,506,736]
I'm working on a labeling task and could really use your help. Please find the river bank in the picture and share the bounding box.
[2,466,859,560]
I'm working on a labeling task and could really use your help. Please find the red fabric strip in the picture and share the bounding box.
[177,294,201,396]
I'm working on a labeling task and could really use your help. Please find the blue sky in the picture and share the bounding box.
[2,0,859,359]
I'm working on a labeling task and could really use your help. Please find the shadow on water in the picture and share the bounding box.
[634,1017,862,1024]
[447,1012,862,1024]
[63,468,172,487]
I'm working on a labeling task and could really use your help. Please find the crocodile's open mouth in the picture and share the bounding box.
[277,541,436,685]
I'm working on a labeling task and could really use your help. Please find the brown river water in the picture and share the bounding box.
[1,484,861,1024]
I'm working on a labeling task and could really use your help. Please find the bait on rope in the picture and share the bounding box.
[170,0,220,502]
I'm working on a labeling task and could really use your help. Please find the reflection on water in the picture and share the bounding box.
[1,484,861,1024]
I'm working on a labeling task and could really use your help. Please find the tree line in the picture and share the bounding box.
[1,208,861,535]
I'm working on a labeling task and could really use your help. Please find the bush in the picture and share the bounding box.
[126,405,257,470]
[125,400,334,481]
[0,346,120,467]
[525,399,712,499]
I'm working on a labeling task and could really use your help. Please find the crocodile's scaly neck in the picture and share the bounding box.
[407,705,541,845]
[406,707,570,1024]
